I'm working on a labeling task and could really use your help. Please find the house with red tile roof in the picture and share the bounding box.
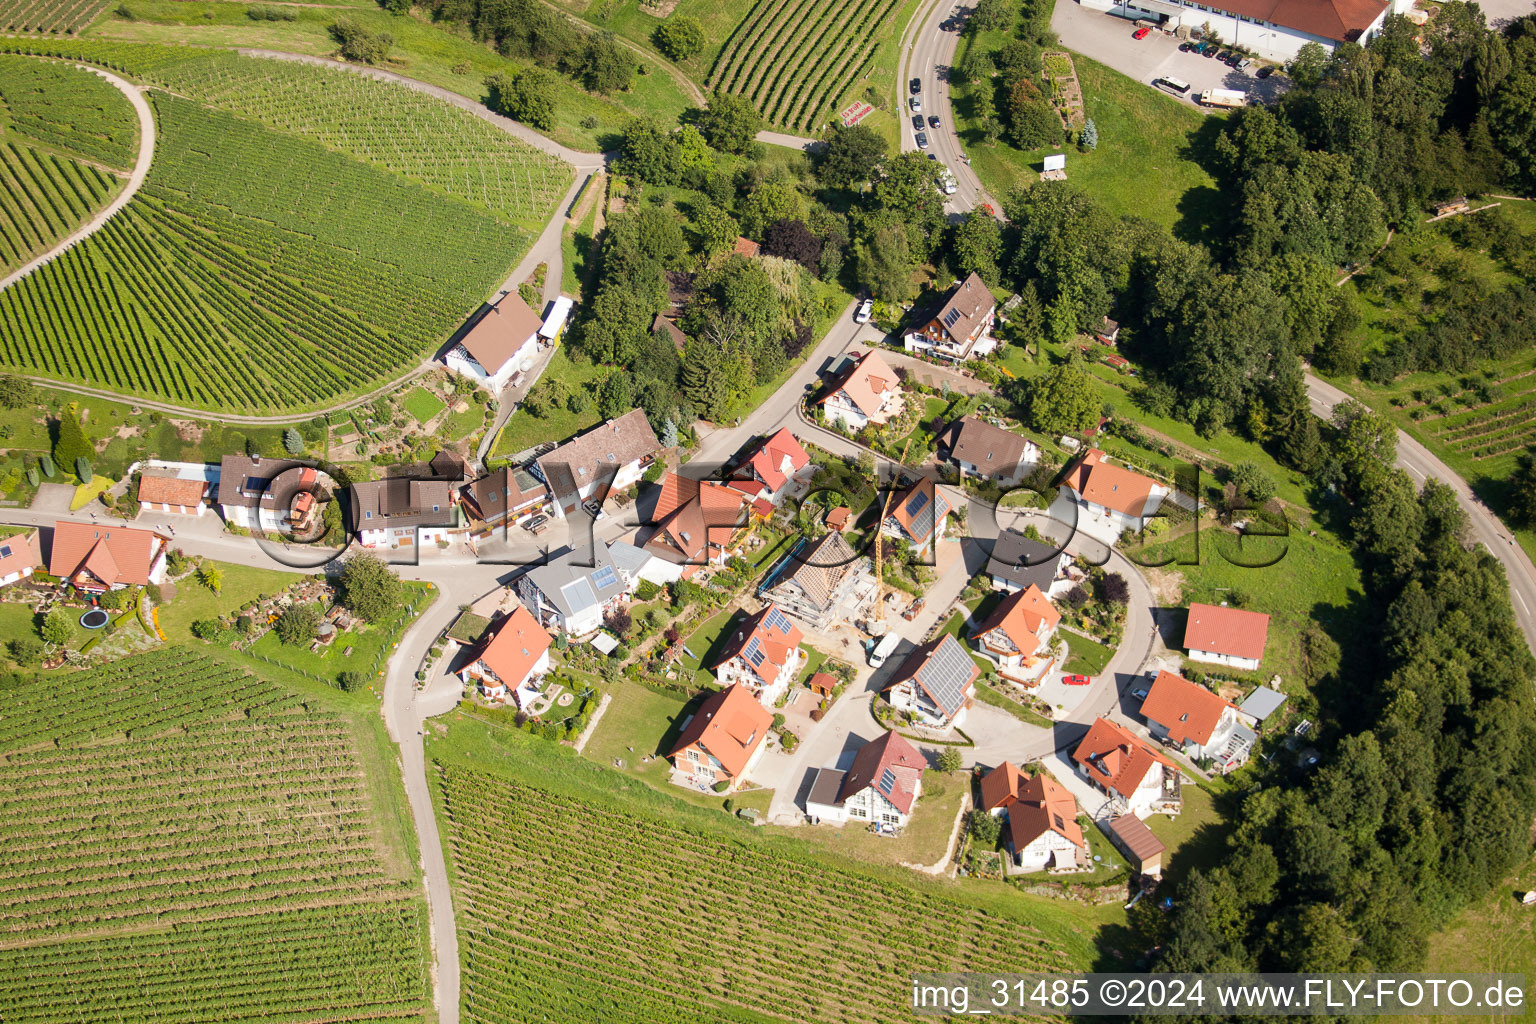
[731,428,812,505]
[1140,670,1250,767]
[137,472,209,516]
[979,760,1027,814]
[0,527,41,588]
[667,683,773,792]
[1072,716,1181,818]
[1183,602,1271,671]
[804,731,926,830]
[645,472,749,567]
[1007,773,1087,873]
[457,605,553,707]
[445,291,545,392]
[1059,448,1169,541]
[881,633,978,729]
[824,506,852,532]
[971,584,1060,683]
[711,604,805,707]
[881,477,951,553]
[48,521,170,593]
[904,272,998,362]
[816,350,904,431]
[733,236,761,259]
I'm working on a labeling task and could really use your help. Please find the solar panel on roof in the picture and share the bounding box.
[591,565,619,591]
[744,637,765,667]
[878,768,897,795]
[905,491,929,517]
[942,309,962,328]
[561,578,598,612]
[916,636,974,714]
[765,607,791,634]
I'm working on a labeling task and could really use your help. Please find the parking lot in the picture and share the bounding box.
[1051,1,1290,110]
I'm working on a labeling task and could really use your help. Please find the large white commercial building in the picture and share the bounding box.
[1079,0,1411,61]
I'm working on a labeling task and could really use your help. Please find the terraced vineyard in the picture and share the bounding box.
[0,141,119,274]
[708,0,901,132]
[0,0,110,34]
[1422,385,1536,461]
[0,93,530,412]
[0,55,138,168]
[439,764,1074,1023]
[0,648,432,1023]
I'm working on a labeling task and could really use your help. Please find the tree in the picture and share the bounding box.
[339,670,369,693]
[659,417,679,448]
[936,747,964,772]
[1285,41,1330,88]
[762,219,820,270]
[340,552,402,622]
[1079,117,1098,151]
[970,0,1011,31]
[0,374,34,409]
[1100,572,1130,604]
[330,17,393,64]
[699,90,762,154]
[41,608,72,647]
[1003,77,1061,150]
[1228,461,1277,505]
[75,457,92,484]
[606,606,632,636]
[816,122,887,189]
[1508,449,1536,526]
[598,372,634,420]
[484,66,558,131]
[274,604,321,646]
[967,807,1002,844]
[852,221,913,301]
[283,428,303,455]
[197,564,223,595]
[663,624,680,646]
[7,636,42,666]
[1028,354,1097,435]
[53,409,91,471]
[950,212,1002,285]
[653,14,703,61]
[616,116,678,184]
[573,32,632,94]
[691,202,738,257]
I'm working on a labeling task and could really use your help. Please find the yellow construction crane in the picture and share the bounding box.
[868,438,912,636]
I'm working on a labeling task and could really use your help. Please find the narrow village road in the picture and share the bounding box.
[0,62,155,294]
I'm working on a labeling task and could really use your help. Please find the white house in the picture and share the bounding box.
[731,427,813,505]
[1183,602,1271,671]
[445,292,545,392]
[971,584,1061,684]
[1072,716,1182,818]
[710,604,805,708]
[1140,670,1251,769]
[217,454,307,531]
[515,542,633,637]
[351,477,457,550]
[536,409,661,519]
[1006,773,1088,872]
[1077,0,1410,62]
[947,415,1037,487]
[1059,448,1168,541]
[816,350,905,431]
[137,470,210,516]
[881,634,979,730]
[905,272,998,362]
[804,731,926,831]
[457,604,553,707]
[0,528,41,588]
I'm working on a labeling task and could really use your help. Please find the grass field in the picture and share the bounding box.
[492,346,608,455]
[706,0,907,132]
[1418,855,1535,1020]
[0,81,537,413]
[0,648,432,1022]
[952,47,1220,234]
[431,715,1110,1022]
[402,386,446,425]
[1061,630,1113,676]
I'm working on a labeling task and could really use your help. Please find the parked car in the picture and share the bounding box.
[582,500,606,521]
[928,114,940,129]
[1178,41,1192,51]
[910,77,922,94]
[1215,49,1230,60]
[1225,53,1243,67]
[1256,64,1275,78]
[911,114,924,131]
[1132,26,1150,39]
[1238,57,1253,70]
[1132,686,1149,700]
[524,514,548,534]
[1063,674,1091,686]
[1204,45,1219,58]
[854,298,873,323]
[915,131,929,149]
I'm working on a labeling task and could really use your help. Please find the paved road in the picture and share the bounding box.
[1305,373,1536,652]
[0,62,155,294]
[900,0,999,217]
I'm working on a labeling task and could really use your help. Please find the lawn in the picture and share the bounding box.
[441,403,488,443]
[796,770,966,868]
[1144,785,1227,888]
[401,387,446,425]
[561,183,601,299]
[1061,630,1113,676]
[673,607,737,686]
[1419,855,1535,1019]
[951,47,1220,235]
[68,475,113,510]
[247,582,434,685]
[492,347,608,456]
[156,560,298,645]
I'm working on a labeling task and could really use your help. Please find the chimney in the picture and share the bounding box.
[251,453,261,465]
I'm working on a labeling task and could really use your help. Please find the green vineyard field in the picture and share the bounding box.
[0,92,531,412]
[0,0,110,34]
[0,648,432,1023]
[708,0,900,131]
[437,761,1080,1023]
[0,55,138,169]
[0,140,119,275]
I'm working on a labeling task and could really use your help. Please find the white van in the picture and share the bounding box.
[869,632,900,668]
[1154,76,1191,95]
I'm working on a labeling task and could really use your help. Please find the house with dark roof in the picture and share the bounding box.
[217,454,307,530]
[515,542,635,637]
[536,409,660,519]
[462,466,547,528]
[1140,670,1253,770]
[48,521,170,593]
[644,473,749,567]
[946,416,1037,487]
[137,471,209,516]
[731,428,812,505]
[1007,773,1087,873]
[881,633,979,729]
[1183,602,1270,671]
[445,291,545,392]
[351,476,457,550]
[986,529,1071,596]
[904,272,998,362]
[971,584,1061,684]
[758,532,877,632]
[667,683,773,792]
[1084,0,1401,61]
[816,350,904,431]
[803,731,926,830]
[456,604,553,706]
[1072,717,1181,818]
[711,604,805,707]
[0,527,41,588]
[881,477,951,553]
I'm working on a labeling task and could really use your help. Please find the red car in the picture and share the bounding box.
[1133,26,1151,39]
[1063,674,1091,686]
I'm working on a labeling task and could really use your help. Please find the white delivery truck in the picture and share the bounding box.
[868,632,900,668]
[1199,88,1248,109]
